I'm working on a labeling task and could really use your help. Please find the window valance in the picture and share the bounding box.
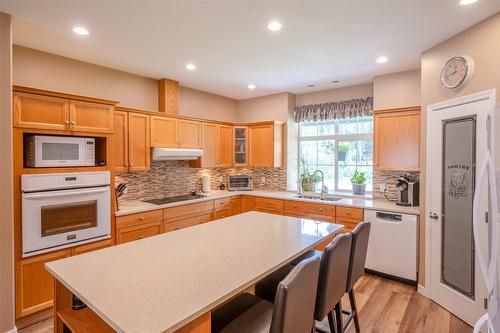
[294,97,373,123]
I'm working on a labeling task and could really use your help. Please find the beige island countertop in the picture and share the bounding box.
[46,212,342,333]
[116,190,421,217]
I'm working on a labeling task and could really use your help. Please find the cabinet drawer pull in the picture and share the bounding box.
[293,205,298,208]
[139,235,144,239]
[319,208,324,212]
[347,211,351,215]
[139,217,145,221]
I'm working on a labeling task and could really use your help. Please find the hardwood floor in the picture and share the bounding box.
[19,274,471,333]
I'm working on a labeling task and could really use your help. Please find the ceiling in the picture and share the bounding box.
[1,1,499,100]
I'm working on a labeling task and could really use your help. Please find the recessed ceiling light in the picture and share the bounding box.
[185,63,196,70]
[248,84,256,90]
[376,56,389,64]
[72,26,89,36]
[459,0,478,5]
[267,21,282,32]
[331,80,339,84]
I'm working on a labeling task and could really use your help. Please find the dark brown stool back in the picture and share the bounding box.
[270,256,321,333]
[344,221,371,332]
[314,233,352,332]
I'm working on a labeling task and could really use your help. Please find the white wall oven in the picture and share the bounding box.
[25,135,95,167]
[21,171,111,257]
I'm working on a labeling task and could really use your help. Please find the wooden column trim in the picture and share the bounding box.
[158,78,179,114]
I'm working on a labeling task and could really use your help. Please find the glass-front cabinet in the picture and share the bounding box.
[233,126,248,166]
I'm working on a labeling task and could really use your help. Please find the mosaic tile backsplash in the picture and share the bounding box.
[115,160,287,201]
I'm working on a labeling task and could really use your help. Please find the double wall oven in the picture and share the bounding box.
[21,171,111,257]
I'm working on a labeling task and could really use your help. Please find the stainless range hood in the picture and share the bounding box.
[152,148,203,161]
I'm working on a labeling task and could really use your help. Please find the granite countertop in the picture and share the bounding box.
[46,212,341,333]
[116,190,421,217]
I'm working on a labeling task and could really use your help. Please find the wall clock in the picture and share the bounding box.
[440,55,474,90]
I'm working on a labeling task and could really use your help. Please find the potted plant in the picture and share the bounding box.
[338,142,350,162]
[351,170,367,195]
[299,156,321,192]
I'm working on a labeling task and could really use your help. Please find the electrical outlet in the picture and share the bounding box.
[379,183,388,193]
[261,176,266,183]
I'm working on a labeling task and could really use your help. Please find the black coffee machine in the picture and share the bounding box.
[395,175,419,206]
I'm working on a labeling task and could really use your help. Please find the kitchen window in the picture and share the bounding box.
[298,116,373,193]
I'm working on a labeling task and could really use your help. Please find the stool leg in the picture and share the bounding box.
[327,311,336,333]
[349,289,360,332]
[335,300,343,333]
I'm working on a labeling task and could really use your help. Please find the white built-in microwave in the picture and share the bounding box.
[26,135,95,167]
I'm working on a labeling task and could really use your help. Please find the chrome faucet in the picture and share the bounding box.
[312,170,328,199]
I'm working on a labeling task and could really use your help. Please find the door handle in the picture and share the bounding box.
[429,212,439,220]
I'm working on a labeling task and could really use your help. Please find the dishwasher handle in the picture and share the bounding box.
[375,212,402,222]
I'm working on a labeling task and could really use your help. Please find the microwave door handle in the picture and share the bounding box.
[23,187,109,200]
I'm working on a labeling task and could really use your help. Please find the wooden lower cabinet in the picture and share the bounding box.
[230,196,242,215]
[254,197,284,215]
[116,221,162,244]
[213,209,231,220]
[165,213,212,232]
[242,196,255,212]
[16,249,71,318]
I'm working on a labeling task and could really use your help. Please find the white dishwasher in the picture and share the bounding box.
[364,210,418,284]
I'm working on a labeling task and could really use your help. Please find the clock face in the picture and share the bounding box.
[440,56,474,90]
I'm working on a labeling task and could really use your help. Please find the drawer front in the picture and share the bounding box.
[214,198,231,211]
[116,222,162,244]
[336,217,359,233]
[254,197,284,214]
[284,200,335,216]
[165,213,212,232]
[213,208,231,220]
[336,206,364,220]
[255,207,283,215]
[116,210,163,229]
[283,211,334,223]
[163,200,214,219]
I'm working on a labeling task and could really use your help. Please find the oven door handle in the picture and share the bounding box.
[23,187,110,200]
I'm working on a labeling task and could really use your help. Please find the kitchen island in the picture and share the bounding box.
[46,212,342,333]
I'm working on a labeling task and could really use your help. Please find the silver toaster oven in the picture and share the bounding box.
[228,175,253,191]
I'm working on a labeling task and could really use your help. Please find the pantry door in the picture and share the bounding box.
[426,90,495,327]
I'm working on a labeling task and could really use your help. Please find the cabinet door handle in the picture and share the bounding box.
[65,120,70,125]
[139,235,144,239]
[347,211,351,216]
[139,217,145,221]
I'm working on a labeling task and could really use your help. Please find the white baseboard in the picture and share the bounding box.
[5,327,17,333]
[418,284,430,298]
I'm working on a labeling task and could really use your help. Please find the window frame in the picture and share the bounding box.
[297,118,373,193]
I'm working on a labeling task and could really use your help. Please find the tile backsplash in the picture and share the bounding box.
[115,160,287,201]
[372,170,420,201]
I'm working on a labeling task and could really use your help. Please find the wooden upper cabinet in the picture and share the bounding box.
[178,119,202,149]
[151,116,178,147]
[69,100,113,133]
[158,78,179,114]
[373,107,420,171]
[13,92,70,131]
[128,112,150,172]
[113,111,128,173]
[218,125,233,167]
[248,122,284,168]
[200,123,218,168]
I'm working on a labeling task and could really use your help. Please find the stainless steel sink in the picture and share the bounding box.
[294,194,341,202]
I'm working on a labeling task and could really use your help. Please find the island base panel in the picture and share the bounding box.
[54,280,211,333]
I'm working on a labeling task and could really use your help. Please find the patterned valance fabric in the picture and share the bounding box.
[294,97,373,123]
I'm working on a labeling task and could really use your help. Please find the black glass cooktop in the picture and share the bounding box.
[142,194,206,206]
